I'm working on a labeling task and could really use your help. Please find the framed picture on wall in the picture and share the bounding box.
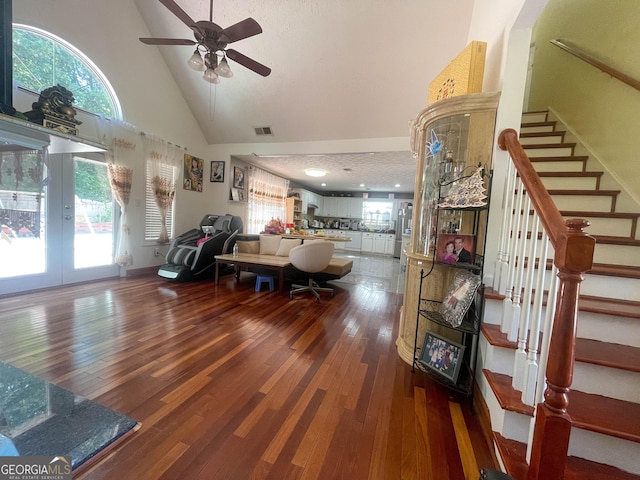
[184,154,203,192]
[210,161,225,182]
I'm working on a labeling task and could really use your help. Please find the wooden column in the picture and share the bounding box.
[528,219,594,480]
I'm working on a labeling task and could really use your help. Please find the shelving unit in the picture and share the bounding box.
[286,197,303,228]
[394,92,500,398]
[411,173,490,396]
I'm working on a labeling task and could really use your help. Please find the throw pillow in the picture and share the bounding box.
[259,235,282,255]
[236,240,260,254]
[275,238,302,256]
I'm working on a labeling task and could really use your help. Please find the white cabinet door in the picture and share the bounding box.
[322,197,339,217]
[361,232,374,253]
[349,198,363,219]
[385,234,395,255]
[345,231,362,251]
[373,234,386,254]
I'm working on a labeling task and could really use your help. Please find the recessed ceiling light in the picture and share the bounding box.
[321,183,326,187]
[395,184,400,188]
[305,168,326,177]
[359,183,365,187]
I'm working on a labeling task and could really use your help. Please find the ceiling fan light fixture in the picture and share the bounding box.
[187,50,205,71]
[203,68,220,84]
[214,57,233,78]
[305,168,326,177]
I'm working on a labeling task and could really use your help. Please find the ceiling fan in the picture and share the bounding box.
[139,0,271,83]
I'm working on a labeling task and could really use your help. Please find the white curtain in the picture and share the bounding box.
[247,167,289,234]
[96,117,138,266]
[141,133,182,243]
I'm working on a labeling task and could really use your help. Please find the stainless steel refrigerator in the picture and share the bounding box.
[394,205,412,258]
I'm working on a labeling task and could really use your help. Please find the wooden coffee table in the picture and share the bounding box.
[214,253,292,291]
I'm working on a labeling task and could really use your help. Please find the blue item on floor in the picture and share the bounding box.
[255,275,274,292]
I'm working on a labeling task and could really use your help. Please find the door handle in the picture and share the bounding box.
[64,204,72,209]
[64,215,73,220]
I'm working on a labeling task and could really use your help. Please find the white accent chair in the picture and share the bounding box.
[288,241,335,301]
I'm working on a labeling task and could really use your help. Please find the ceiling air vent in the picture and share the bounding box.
[254,126,273,136]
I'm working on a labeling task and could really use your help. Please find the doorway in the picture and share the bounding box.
[0,152,119,295]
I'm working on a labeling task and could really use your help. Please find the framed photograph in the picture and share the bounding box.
[233,166,245,189]
[419,331,466,384]
[435,233,476,265]
[440,270,482,327]
[184,153,204,192]
[231,188,240,202]
[210,161,225,182]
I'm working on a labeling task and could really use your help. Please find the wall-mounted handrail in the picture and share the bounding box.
[551,38,640,92]
[498,128,596,480]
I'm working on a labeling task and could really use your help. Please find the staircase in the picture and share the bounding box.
[479,111,640,479]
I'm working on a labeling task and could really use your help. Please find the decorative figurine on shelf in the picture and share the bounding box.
[24,85,82,135]
[438,166,487,209]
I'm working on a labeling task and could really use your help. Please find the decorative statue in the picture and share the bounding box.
[24,84,82,135]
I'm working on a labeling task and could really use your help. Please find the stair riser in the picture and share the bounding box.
[522,113,548,123]
[569,428,640,476]
[578,310,640,348]
[593,243,640,267]
[530,159,585,172]
[567,216,635,238]
[540,176,598,190]
[582,274,640,302]
[572,362,640,403]
[520,125,555,134]
[550,194,614,212]
[523,146,574,157]
[519,135,564,145]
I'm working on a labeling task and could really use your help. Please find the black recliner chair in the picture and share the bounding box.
[157,214,242,281]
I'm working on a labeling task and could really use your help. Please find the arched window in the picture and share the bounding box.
[12,24,121,119]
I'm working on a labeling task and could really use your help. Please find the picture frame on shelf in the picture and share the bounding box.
[440,270,481,328]
[435,234,476,265]
[210,161,224,182]
[418,331,466,384]
[233,166,245,189]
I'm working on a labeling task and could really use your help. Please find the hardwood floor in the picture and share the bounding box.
[0,271,497,479]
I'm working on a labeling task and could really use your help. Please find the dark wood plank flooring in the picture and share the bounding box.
[0,272,497,479]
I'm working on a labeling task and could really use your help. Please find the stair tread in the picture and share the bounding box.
[534,171,603,177]
[484,370,640,443]
[529,155,588,161]
[561,210,640,219]
[484,288,640,315]
[592,235,640,246]
[589,263,640,278]
[523,142,576,149]
[494,433,640,480]
[520,120,556,127]
[481,324,640,372]
[547,189,620,195]
[520,131,565,138]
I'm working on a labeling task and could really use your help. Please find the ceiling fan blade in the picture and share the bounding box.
[140,37,196,46]
[221,18,263,43]
[226,49,271,77]
[159,0,197,28]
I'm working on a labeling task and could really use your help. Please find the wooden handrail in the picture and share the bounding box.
[498,128,596,480]
[551,39,640,93]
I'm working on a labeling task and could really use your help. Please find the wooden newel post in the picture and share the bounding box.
[528,219,594,480]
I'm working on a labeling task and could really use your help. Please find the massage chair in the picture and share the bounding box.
[157,214,242,281]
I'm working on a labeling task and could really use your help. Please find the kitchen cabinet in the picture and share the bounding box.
[373,233,387,254]
[361,232,374,253]
[385,234,395,255]
[320,197,339,217]
[345,231,362,251]
[347,198,363,219]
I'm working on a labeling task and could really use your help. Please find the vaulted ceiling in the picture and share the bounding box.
[132,0,477,192]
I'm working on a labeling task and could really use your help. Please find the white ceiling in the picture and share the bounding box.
[133,0,476,192]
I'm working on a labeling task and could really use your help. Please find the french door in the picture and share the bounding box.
[0,152,119,295]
